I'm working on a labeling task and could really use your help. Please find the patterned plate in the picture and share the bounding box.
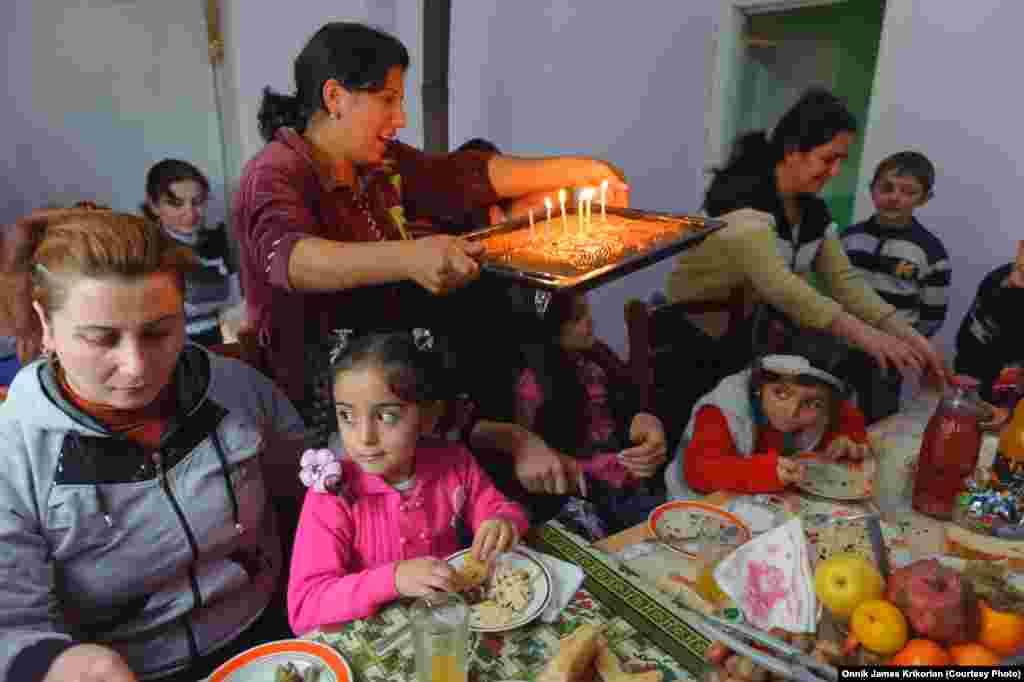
[446,548,553,633]
[648,500,752,558]
[209,639,351,682]
[794,453,876,501]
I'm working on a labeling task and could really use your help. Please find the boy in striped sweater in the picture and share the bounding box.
[842,152,951,422]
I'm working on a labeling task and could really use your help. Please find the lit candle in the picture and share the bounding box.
[577,192,584,235]
[544,196,553,238]
[529,208,535,240]
[600,179,609,221]
[582,187,595,231]
[558,188,568,236]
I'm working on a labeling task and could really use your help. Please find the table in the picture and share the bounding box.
[594,392,959,610]
[310,521,710,682]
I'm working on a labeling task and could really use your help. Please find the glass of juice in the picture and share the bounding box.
[695,542,732,606]
[411,591,470,682]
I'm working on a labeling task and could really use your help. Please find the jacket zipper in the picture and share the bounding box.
[153,450,204,657]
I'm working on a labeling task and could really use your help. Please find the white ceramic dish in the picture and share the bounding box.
[794,453,876,501]
[446,548,553,632]
[208,639,351,682]
[647,500,752,558]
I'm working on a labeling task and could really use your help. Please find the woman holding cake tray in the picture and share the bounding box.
[665,89,948,411]
[235,21,629,451]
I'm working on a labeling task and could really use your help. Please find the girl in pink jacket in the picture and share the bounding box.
[287,330,529,634]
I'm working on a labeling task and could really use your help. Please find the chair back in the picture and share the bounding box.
[624,289,745,453]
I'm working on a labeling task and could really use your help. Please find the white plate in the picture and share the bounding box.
[723,496,791,534]
[647,500,752,558]
[208,639,351,682]
[446,548,552,632]
[795,453,876,501]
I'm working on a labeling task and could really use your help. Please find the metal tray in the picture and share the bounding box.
[464,207,724,293]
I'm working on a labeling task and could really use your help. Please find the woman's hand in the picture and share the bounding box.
[43,644,137,682]
[830,313,924,376]
[574,159,630,207]
[513,431,579,495]
[823,435,872,461]
[395,557,456,598]
[776,457,806,485]
[620,413,668,478]
[471,518,518,562]
[897,328,950,384]
[408,235,483,295]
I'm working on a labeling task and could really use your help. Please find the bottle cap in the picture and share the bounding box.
[951,374,981,389]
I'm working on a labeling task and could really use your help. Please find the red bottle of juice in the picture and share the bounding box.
[912,375,987,519]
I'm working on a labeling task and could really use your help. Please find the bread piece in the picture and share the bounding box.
[595,637,663,682]
[454,553,489,591]
[536,624,605,682]
[654,573,716,615]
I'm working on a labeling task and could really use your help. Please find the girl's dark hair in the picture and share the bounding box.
[456,138,501,154]
[705,88,857,209]
[141,159,209,222]
[328,331,451,404]
[258,22,410,142]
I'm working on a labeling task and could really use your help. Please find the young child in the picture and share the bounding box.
[955,241,1024,403]
[673,333,871,497]
[502,292,667,539]
[842,151,951,421]
[287,330,529,634]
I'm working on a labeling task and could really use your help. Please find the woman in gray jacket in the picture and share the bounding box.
[0,209,304,681]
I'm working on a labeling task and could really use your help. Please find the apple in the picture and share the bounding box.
[850,599,909,655]
[814,553,885,621]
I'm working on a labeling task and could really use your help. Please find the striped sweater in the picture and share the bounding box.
[842,216,951,337]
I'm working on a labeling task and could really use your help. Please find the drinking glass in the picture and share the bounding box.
[411,591,470,682]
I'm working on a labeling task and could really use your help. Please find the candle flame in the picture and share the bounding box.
[601,179,609,191]
[544,196,553,210]
[581,187,596,201]
[558,188,566,203]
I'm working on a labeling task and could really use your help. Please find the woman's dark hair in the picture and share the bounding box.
[456,138,501,155]
[258,22,410,142]
[141,159,209,222]
[328,331,451,405]
[706,88,857,209]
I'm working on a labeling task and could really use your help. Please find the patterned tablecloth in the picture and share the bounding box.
[310,521,709,682]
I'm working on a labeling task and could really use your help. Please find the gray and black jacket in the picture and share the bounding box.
[0,344,304,680]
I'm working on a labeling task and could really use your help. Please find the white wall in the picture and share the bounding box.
[1,0,224,226]
[854,0,1024,360]
[450,1,720,354]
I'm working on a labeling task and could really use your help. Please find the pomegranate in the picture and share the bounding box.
[885,559,980,645]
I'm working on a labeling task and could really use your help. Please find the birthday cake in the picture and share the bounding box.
[477,214,691,277]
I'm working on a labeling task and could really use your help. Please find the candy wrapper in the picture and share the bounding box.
[713,519,817,633]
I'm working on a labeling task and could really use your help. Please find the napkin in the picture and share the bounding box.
[713,518,816,633]
[520,547,585,623]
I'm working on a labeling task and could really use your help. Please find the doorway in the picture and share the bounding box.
[706,0,886,229]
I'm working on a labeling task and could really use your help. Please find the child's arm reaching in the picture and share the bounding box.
[287,491,404,635]
[683,405,787,494]
[819,400,871,460]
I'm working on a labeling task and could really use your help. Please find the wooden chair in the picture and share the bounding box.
[624,289,746,454]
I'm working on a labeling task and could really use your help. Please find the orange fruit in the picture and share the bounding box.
[890,639,952,666]
[850,599,909,655]
[978,601,1024,657]
[949,643,1001,666]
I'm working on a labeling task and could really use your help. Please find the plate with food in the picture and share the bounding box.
[208,639,351,682]
[446,548,553,632]
[648,500,752,558]
[794,452,876,501]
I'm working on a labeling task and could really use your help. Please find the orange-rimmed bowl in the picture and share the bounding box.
[209,639,351,682]
[648,500,752,558]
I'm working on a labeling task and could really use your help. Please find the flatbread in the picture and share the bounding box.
[453,553,489,591]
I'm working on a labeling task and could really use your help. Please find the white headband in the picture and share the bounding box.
[761,354,844,392]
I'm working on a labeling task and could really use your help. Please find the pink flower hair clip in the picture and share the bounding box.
[299,448,344,494]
